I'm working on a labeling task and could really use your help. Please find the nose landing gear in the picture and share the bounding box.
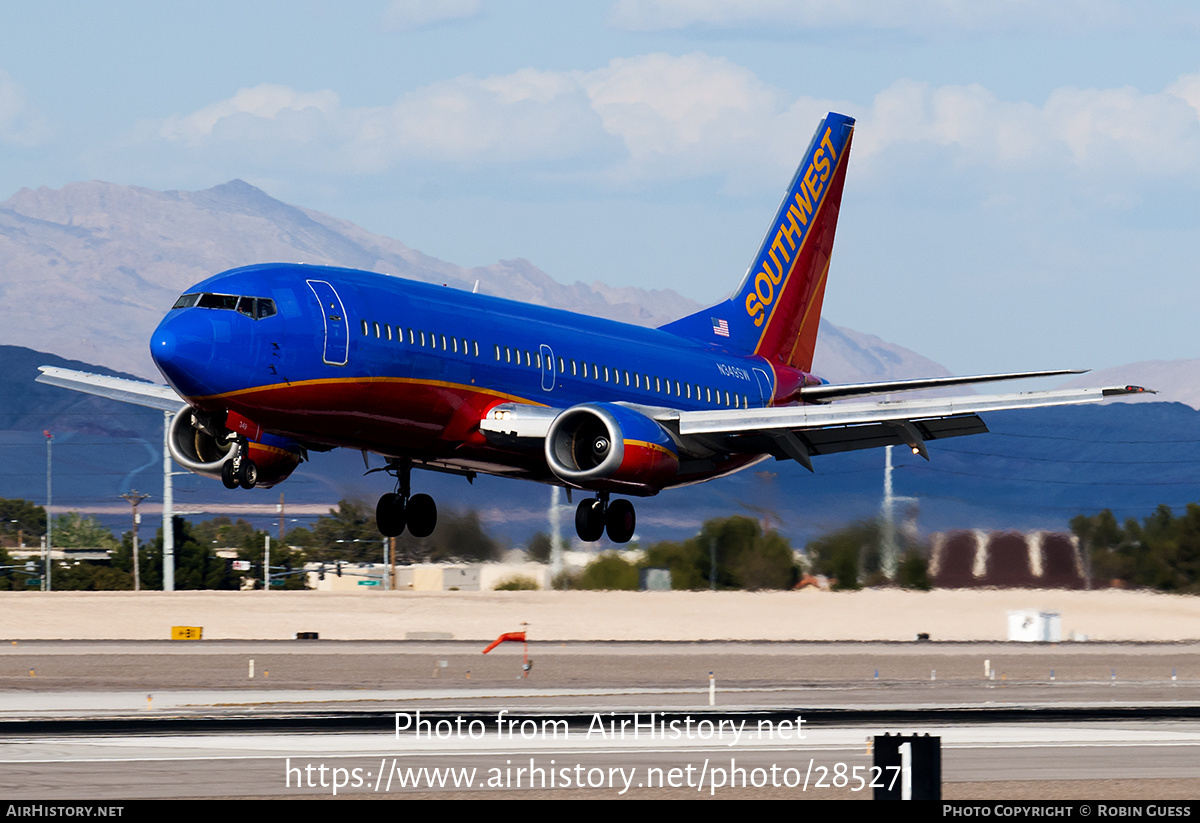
[221,437,258,490]
[574,493,636,544]
[375,461,438,538]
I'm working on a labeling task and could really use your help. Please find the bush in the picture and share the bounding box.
[493,575,540,591]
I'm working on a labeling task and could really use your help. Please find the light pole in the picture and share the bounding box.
[162,411,175,592]
[43,430,52,592]
[121,490,150,591]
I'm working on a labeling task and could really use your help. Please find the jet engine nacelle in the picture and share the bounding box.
[167,407,302,489]
[544,403,678,493]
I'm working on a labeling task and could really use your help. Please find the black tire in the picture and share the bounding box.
[605,498,636,544]
[238,459,258,490]
[575,498,605,542]
[221,460,239,489]
[407,493,437,538]
[376,492,406,537]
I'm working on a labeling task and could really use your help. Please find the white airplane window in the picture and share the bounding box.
[361,320,369,336]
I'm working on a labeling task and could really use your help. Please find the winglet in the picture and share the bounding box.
[1103,385,1155,396]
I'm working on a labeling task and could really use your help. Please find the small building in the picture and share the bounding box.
[1007,610,1062,642]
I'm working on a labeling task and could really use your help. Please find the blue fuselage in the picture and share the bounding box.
[151,263,787,484]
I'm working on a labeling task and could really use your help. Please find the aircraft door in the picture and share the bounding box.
[753,368,773,406]
[306,279,349,366]
[540,344,555,391]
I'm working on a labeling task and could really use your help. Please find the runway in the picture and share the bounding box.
[1,640,1198,799]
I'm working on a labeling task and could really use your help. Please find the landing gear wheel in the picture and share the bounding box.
[237,459,258,490]
[407,493,437,538]
[376,492,407,537]
[605,498,636,544]
[575,499,605,543]
[221,460,239,490]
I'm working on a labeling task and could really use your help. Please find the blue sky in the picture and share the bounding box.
[3,0,1199,375]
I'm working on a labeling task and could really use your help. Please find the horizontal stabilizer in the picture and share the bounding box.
[36,366,184,412]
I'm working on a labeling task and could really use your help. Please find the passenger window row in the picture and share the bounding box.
[361,318,750,408]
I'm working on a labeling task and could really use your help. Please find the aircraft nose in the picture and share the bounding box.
[150,308,223,397]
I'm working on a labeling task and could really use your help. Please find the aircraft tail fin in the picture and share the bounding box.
[659,112,854,372]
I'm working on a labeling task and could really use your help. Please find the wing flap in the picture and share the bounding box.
[36,366,184,412]
[799,414,988,456]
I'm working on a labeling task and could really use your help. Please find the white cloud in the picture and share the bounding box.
[0,70,50,146]
[384,0,482,31]
[159,85,340,146]
[857,76,1200,177]
[149,56,1200,193]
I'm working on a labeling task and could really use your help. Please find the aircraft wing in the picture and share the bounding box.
[667,384,1152,470]
[35,366,184,412]
[795,368,1087,403]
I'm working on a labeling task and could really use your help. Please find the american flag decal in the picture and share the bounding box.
[711,317,730,337]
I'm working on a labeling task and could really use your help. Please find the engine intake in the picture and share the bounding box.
[167,407,301,488]
[545,403,678,491]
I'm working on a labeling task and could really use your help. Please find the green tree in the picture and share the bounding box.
[805,521,881,591]
[526,532,567,564]
[308,500,380,561]
[116,518,237,590]
[576,553,639,590]
[896,550,931,591]
[396,509,499,563]
[0,498,46,548]
[639,516,797,591]
[51,512,119,549]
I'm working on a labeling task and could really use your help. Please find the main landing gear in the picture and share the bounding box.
[221,438,258,490]
[575,493,635,544]
[375,461,437,538]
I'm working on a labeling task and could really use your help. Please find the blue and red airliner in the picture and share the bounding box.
[38,112,1149,543]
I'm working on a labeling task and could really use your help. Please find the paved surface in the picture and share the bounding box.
[1,640,1199,799]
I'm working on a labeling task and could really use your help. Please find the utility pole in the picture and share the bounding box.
[43,430,52,592]
[121,491,151,592]
[881,445,919,579]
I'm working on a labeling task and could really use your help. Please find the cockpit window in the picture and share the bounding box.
[174,292,277,319]
[197,293,239,310]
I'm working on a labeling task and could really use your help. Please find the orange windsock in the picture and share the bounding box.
[482,631,526,654]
